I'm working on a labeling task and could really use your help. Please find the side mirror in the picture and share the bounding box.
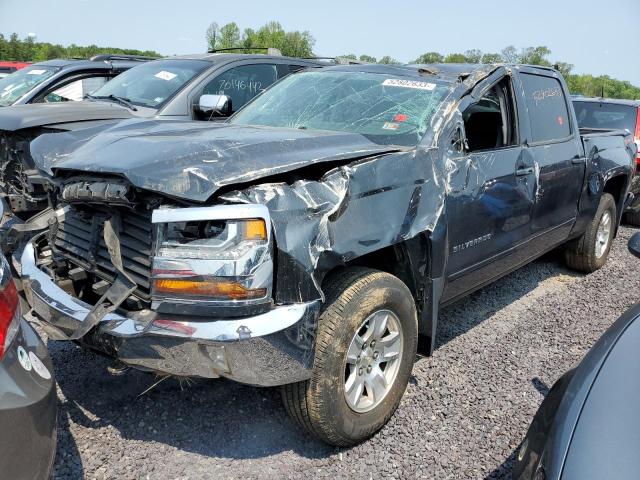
[197,94,232,117]
[628,232,640,259]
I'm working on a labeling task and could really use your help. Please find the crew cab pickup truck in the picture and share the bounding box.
[0,53,328,217]
[573,97,640,225]
[13,63,636,446]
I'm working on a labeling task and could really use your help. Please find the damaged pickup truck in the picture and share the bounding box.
[14,63,636,446]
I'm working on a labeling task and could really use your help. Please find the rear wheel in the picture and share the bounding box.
[565,193,616,273]
[281,267,417,446]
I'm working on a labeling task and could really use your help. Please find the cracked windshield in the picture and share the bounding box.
[231,70,451,146]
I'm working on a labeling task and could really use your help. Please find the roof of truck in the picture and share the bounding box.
[572,96,640,107]
[320,63,559,81]
[169,53,328,65]
[29,55,155,70]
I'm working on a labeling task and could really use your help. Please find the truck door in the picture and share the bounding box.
[518,71,585,244]
[444,75,537,301]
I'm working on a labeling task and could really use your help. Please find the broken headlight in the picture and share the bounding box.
[151,204,273,313]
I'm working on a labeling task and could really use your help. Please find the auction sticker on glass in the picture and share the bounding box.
[382,79,436,90]
[155,71,177,81]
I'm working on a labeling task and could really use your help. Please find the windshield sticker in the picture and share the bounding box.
[27,69,46,75]
[382,122,400,131]
[17,346,32,371]
[29,351,52,380]
[394,114,408,122]
[382,79,436,91]
[154,71,177,81]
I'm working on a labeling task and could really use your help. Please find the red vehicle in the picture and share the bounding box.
[0,61,31,78]
[574,97,640,224]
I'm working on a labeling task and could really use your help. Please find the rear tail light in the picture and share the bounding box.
[0,256,20,360]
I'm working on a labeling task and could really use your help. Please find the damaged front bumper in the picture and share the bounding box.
[17,236,319,386]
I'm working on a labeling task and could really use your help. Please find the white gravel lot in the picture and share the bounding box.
[45,226,640,480]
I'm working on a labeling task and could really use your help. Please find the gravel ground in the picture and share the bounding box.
[44,226,640,480]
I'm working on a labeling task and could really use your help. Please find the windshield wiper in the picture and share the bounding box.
[87,94,138,111]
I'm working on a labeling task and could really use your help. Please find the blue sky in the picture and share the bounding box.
[1,0,638,85]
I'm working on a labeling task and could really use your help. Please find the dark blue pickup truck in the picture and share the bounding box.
[14,63,636,446]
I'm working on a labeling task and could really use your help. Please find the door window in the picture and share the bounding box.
[463,77,518,152]
[43,76,111,102]
[520,73,571,143]
[203,64,278,113]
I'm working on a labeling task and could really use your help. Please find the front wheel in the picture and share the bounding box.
[281,267,418,446]
[565,193,616,273]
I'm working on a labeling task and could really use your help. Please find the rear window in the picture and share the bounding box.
[573,101,638,133]
[520,73,571,143]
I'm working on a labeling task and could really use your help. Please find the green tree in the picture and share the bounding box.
[359,54,377,63]
[444,53,466,63]
[206,22,220,51]
[519,46,552,66]
[501,45,518,63]
[8,33,22,60]
[481,53,503,63]
[414,51,444,64]
[219,22,241,50]
[378,56,400,65]
[464,49,482,63]
[555,61,574,77]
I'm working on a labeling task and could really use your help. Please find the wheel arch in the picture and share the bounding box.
[602,173,630,235]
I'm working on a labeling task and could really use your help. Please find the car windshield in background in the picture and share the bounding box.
[0,65,59,106]
[574,101,638,133]
[89,59,210,109]
[230,71,451,146]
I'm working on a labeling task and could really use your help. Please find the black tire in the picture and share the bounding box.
[623,210,640,227]
[281,267,418,446]
[564,193,616,273]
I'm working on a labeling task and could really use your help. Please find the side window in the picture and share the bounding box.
[43,76,110,103]
[203,64,278,113]
[520,73,571,143]
[463,77,518,152]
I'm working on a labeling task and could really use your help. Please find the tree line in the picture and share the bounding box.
[343,45,640,100]
[206,21,315,58]
[0,33,160,62]
[2,25,638,100]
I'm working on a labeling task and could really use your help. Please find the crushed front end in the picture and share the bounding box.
[0,130,51,216]
[15,178,319,386]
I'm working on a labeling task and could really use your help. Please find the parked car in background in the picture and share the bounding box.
[514,231,640,480]
[0,61,30,79]
[0,54,153,107]
[11,63,635,446]
[0,52,331,218]
[573,97,640,225]
[0,240,57,479]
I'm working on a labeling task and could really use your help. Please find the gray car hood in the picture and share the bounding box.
[0,101,135,131]
[31,118,400,202]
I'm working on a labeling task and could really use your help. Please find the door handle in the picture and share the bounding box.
[516,167,534,176]
[572,156,586,164]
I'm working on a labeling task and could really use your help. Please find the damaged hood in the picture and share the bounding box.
[31,119,400,202]
[0,101,135,132]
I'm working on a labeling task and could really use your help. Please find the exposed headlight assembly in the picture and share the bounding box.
[151,204,273,313]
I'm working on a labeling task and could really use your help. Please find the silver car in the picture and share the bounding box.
[0,247,57,478]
